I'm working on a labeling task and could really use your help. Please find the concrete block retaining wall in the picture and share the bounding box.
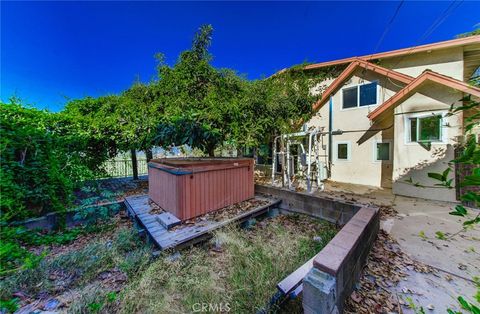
[254,184,379,313]
[12,201,124,231]
[254,185,360,225]
[305,206,379,313]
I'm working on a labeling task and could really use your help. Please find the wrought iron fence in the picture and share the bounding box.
[101,159,148,178]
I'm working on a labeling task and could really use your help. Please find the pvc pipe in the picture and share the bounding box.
[328,96,333,178]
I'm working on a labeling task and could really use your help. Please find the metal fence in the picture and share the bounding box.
[101,159,148,178]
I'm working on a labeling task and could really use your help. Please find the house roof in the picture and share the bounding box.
[304,35,480,71]
[312,59,414,112]
[368,70,480,121]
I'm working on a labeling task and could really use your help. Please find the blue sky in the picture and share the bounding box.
[1,1,479,111]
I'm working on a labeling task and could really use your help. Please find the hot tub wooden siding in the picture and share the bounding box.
[148,158,254,221]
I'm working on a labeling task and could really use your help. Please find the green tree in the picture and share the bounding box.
[153,25,321,156]
[153,25,245,156]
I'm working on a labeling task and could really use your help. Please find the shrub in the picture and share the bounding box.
[0,100,108,221]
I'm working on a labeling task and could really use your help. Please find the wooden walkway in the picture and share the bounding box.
[125,194,281,250]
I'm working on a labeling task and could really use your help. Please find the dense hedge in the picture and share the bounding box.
[0,102,108,221]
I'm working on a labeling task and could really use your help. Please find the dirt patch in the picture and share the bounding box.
[378,205,398,220]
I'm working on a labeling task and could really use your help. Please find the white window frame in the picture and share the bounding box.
[341,81,379,110]
[372,140,392,163]
[334,141,351,162]
[403,111,447,145]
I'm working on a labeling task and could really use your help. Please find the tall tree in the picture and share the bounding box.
[154,25,245,156]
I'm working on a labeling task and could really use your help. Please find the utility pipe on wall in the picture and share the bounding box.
[328,96,333,178]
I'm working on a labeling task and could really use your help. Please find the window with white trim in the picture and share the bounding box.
[342,82,377,109]
[374,141,391,161]
[408,114,442,142]
[336,142,351,161]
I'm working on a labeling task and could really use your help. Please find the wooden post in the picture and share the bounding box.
[131,149,139,180]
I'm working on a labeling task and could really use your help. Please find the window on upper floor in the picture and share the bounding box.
[408,114,442,142]
[342,82,378,109]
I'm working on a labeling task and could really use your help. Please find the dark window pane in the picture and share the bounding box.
[342,87,358,109]
[410,118,417,142]
[376,143,390,161]
[359,82,377,106]
[337,143,348,159]
[419,115,441,141]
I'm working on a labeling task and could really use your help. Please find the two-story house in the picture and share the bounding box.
[299,36,480,202]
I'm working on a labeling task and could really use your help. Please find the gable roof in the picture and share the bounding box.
[304,35,480,71]
[312,59,414,112]
[368,70,480,121]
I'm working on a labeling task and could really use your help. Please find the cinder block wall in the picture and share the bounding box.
[254,184,360,225]
[254,184,379,313]
[304,206,379,313]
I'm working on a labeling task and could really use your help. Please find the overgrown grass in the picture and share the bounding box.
[118,214,337,313]
[0,228,151,306]
[1,214,337,314]
[0,223,113,276]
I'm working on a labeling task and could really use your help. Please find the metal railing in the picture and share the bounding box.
[101,159,148,178]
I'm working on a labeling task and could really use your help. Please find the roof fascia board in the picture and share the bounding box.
[305,36,480,71]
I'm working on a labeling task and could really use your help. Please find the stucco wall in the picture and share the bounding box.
[303,48,465,200]
[392,82,463,202]
[306,70,402,188]
[383,46,464,80]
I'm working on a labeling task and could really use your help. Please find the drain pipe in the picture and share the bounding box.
[328,96,333,178]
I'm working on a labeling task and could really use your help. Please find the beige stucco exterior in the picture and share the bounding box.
[391,82,463,202]
[303,45,475,202]
[383,47,464,80]
[307,69,401,188]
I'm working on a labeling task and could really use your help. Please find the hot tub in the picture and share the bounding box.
[148,158,254,221]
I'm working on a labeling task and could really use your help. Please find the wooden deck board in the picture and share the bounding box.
[277,255,315,295]
[125,195,281,251]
